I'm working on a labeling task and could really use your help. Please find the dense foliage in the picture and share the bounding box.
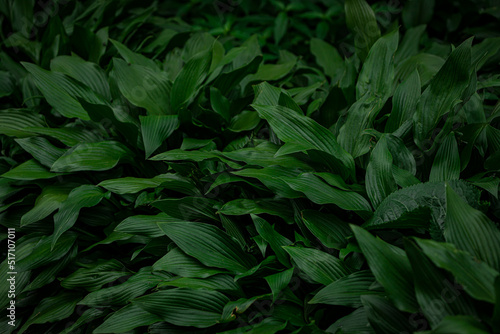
[1,0,500,333]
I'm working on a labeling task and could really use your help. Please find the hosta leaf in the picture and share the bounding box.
[444,184,500,271]
[252,104,355,178]
[413,38,473,149]
[18,292,81,334]
[326,307,373,334]
[301,210,352,250]
[309,271,378,307]
[93,304,161,334]
[158,274,242,296]
[424,315,490,334]
[99,173,197,195]
[112,58,172,115]
[233,166,303,198]
[0,109,45,137]
[51,141,134,172]
[20,184,73,226]
[281,173,372,212]
[50,55,111,100]
[361,295,415,334]
[344,0,381,61]
[23,126,100,146]
[157,221,257,274]
[59,308,106,334]
[171,47,212,113]
[385,69,421,132]
[152,197,219,221]
[252,214,292,266]
[365,135,397,209]
[139,115,179,157]
[416,238,498,303]
[14,136,66,167]
[283,246,352,285]
[110,38,158,70]
[1,159,61,180]
[402,0,435,28]
[310,38,344,82]
[351,225,418,312]
[405,239,475,327]
[429,132,460,182]
[61,259,127,291]
[52,185,106,248]
[265,268,294,303]
[153,247,229,278]
[22,62,107,120]
[132,288,229,328]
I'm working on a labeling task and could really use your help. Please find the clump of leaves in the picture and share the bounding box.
[1,0,500,333]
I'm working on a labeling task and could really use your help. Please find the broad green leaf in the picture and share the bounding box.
[429,132,460,181]
[21,184,73,226]
[394,25,427,64]
[23,126,100,146]
[14,136,66,167]
[423,315,490,334]
[252,214,292,266]
[59,308,106,334]
[402,0,435,28]
[416,238,498,303]
[233,166,303,198]
[405,239,475,327]
[110,38,158,70]
[18,292,81,334]
[213,55,262,95]
[252,82,302,113]
[61,259,127,291]
[51,141,134,172]
[309,271,378,307]
[218,198,294,223]
[326,308,373,334]
[345,0,381,61]
[301,210,352,250]
[139,115,179,157]
[0,109,45,137]
[385,69,421,132]
[52,185,105,248]
[310,38,344,82]
[157,221,257,274]
[210,86,230,122]
[361,295,415,334]
[252,104,355,178]
[283,246,351,285]
[351,225,418,312]
[114,213,186,238]
[152,197,218,221]
[100,173,197,195]
[1,159,61,180]
[365,135,397,209]
[265,268,294,302]
[281,173,372,212]
[132,288,229,328]
[93,304,161,334]
[22,62,107,120]
[112,58,172,115]
[171,47,212,113]
[413,38,473,149]
[274,12,288,44]
[50,55,111,100]
[444,184,500,271]
[228,110,261,132]
[153,247,229,278]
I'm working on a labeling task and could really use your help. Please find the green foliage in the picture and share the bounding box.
[1,0,500,333]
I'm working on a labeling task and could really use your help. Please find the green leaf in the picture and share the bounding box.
[21,184,73,226]
[309,270,378,307]
[301,210,352,250]
[281,173,372,212]
[14,136,66,167]
[17,233,77,271]
[385,69,421,132]
[59,308,106,334]
[50,55,111,100]
[61,259,127,291]
[51,141,134,172]
[326,308,373,334]
[171,47,212,113]
[132,288,229,328]
[413,38,473,149]
[252,104,355,178]
[100,173,197,195]
[310,38,344,82]
[52,185,105,248]
[93,304,161,334]
[444,183,500,271]
[351,225,418,312]
[112,58,172,115]
[274,12,288,44]
[361,295,415,334]
[114,213,174,238]
[283,246,352,285]
[344,0,381,61]
[402,0,435,28]
[424,315,490,334]
[405,239,475,327]
[22,62,107,120]
[139,114,179,158]
[0,109,45,137]
[18,292,81,334]
[265,268,294,303]
[157,221,257,274]
[110,38,158,70]
[1,159,61,180]
[152,197,219,221]
[153,247,229,278]
[365,135,397,209]
[252,214,292,266]
[429,132,460,181]
[416,238,498,303]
